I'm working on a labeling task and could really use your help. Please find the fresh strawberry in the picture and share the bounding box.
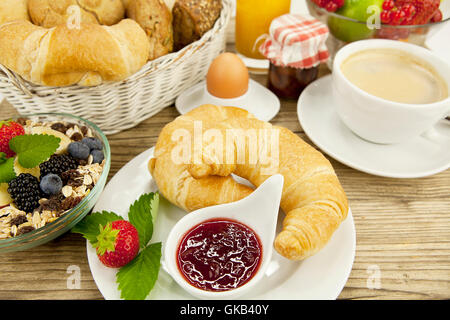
[95,220,140,268]
[0,121,25,158]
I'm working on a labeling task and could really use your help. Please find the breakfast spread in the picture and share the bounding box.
[149,104,349,261]
[1,0,447,303]
[259,14,330,99]
[0,0,222,86]
[177,218,262,292]
[0,118,105,239]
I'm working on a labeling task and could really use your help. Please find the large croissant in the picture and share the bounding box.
[149,105,348,260]
[0,19,149,86]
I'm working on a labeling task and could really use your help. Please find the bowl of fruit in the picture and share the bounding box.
[0,113,110,253]
[307,0,450,66]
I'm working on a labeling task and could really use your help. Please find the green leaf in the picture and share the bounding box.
[128,192,159,248]
[71,211,123,245]
[0,157,16,183]
[9,134,60,169]
[0,152,6,164]
[116,242,162,300]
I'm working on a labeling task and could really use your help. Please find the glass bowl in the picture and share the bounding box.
[0,113,111,253]
[306,0,450,66]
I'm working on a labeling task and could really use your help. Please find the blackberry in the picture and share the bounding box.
[8,173,41,213]
[39,154,78,179]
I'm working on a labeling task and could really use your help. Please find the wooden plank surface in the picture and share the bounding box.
[0,68,449,300]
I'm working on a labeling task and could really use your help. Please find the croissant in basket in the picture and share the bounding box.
[0,19,150,86]
[148,104,349,260]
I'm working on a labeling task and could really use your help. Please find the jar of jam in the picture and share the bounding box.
[260,14,330,100]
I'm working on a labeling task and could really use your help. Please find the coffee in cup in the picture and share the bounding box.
[340,48,448,105]
[332,39,450,144]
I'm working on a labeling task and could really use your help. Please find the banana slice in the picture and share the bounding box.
[31,126,72,154]
[14,157,40,178]
[0,183,12,207]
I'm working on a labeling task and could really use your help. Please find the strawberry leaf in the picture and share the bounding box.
[0,157,16,183]
[116,242,162,300]
[128,192,159,248]
[71,211,123,245]
[9,134,61,169]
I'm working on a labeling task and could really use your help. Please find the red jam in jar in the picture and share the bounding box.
[176,218,262,292]
[268,63,319,100]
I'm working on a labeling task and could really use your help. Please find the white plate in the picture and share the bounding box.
[87,147,356,300]
[298,75,450,178]
[175,79,280,122]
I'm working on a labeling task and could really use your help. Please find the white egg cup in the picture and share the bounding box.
[175,79,280,122]
[163,174,284,300]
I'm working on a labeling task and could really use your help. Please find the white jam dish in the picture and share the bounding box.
[164,174,284,300]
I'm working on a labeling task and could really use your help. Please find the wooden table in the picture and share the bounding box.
[0,67,449,300]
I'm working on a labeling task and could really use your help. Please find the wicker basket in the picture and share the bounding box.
[0,0,232,135]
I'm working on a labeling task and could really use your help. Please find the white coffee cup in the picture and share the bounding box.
[332,39,450,144]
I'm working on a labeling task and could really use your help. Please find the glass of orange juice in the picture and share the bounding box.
[235,0,291,69]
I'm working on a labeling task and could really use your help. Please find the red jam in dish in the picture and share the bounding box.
[176,218,262,292]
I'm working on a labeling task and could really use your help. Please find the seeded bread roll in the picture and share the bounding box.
[124,0,173,60]
[172,0,222,51]
[28,0,125,27]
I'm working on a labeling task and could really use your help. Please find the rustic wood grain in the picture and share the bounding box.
[0,67,449,300]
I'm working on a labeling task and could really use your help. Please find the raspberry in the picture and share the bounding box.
[393,0,440,25]
[312,0,345,12]
[382,0,395,10]
[8,173,41,213]
[391,9,406,25]
[39,154,78,179]
[0,121,25,158]
[380,10,392,23]
[430,9,443,22]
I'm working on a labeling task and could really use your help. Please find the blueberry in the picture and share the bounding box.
[91,149,104,164]
[40,174,63,196]
[81,137,103,151]
[68,141,90,160]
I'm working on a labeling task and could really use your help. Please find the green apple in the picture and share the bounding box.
[328,0,384,43]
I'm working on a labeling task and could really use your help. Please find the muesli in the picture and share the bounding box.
[0,118,105,239]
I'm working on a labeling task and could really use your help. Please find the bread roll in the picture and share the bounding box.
[172,0,222,51]
[28,0,125,27]
[0,0,29,25]
[0,19,150,86]
[124,0,173,60]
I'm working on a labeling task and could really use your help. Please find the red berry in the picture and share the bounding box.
[401,4,416,18]
[0,121,25,158]
[391,9,406,25]
[334,0,345,7]
[430,9,443,23]
[95,220,140,268]
[394,0,440,25]
[325,1,338,12]
[380,10,392,24]
[382,0,395,11]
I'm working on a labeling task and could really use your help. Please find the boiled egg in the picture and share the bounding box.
[206,52,249,99]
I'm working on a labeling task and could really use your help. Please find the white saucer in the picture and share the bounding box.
[87,147,356,300]
[298,75,450,178]
[175,79,280,122]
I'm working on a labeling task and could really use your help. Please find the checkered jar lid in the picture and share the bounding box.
[259,14,330,69]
